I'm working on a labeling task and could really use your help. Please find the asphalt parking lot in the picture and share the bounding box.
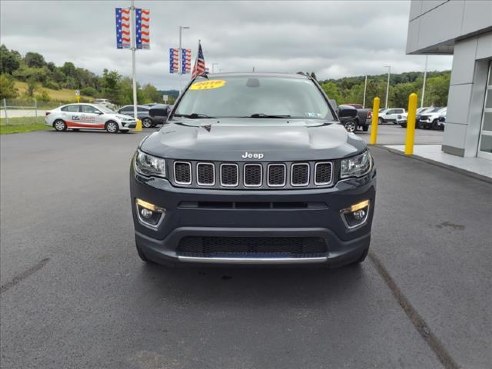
[1,125,490,369]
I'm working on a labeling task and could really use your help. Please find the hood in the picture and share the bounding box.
[140,119,366,161]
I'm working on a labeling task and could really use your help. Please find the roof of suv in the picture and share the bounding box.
[194,72,311,80]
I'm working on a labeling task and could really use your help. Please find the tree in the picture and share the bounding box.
[141,83,161,103]
[320,81,341,104]
[26,76,38,97]
[425,74,450,106]
[390,82,419,108]
[24,52,46,68]
[0,45,21,74]
[0,74,18,99]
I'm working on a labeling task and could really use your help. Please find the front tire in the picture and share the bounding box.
[378,118,384,125]
[105,121,119,133]
[432,119,439,130]
[362,125,369,132]
[142,118,153,128]
[344,120,356,133]
[53,120,67,132]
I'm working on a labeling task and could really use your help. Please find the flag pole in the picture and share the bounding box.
[130,0,138,120]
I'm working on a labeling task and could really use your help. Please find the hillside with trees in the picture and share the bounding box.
[1,44,450,109]
[0,45,164,105]
[319,70,451,108]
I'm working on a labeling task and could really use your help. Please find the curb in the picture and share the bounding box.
[373,145,492,185]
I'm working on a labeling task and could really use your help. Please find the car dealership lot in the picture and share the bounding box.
[1,126,490,369]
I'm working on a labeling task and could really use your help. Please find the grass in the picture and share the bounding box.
[13,81,92,105]
[0,116,50,135]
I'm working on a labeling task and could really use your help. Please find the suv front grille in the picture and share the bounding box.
[221,164,239,186]
[291,163,310,186]
[197,163,214,185]
[177,236,327,257]
[171,160,334,189]
[315,162,332,185]
[268,164,286,186]
[174,162,191,184]
[244,164,262,187]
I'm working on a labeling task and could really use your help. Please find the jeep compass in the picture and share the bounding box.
[130,73,376,266]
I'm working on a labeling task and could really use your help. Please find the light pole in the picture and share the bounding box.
[178,25,190,92]
[384,65,391,109]
[421,55,428,108]
[130,0,137,120]
[363,75,368,108]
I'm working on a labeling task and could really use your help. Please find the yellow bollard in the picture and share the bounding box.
[134,119,142,132]
[369,97,380,145]
[404,93,418,155]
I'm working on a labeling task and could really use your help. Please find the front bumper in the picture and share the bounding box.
[123,122,137,129]
[130,166,376,266]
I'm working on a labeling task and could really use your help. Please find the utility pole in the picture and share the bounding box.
[130,0,137,120]
[363,75,368,108]
[421,55,428,108]
[384,65,391,109]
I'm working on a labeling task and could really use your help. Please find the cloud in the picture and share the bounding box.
[1,0,452,89]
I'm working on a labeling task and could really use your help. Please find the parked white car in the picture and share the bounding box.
[419,107,447,130]
[378,108,406,124]
[45,103,136,133]
[93,99,116,110]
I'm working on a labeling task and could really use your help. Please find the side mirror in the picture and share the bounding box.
[96,111,103,115]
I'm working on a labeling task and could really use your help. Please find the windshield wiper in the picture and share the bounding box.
[173,113,215,119]
[248,113,291,118]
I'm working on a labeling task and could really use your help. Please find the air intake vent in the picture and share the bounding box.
[197,163,215,185]
[244,164,262,187]
[291,163,309,186]
[315,162,332,185]
[268,164,286,186]
[174,162,191,184]
[220,164,239,186]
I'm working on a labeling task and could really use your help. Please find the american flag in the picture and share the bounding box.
[136,8,150,49]
[181,48,191,74]
[192,41,206,78]
[115,8,131,49]
[169,48,179,74]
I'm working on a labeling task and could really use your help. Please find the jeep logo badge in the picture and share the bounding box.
[241,151,264,159]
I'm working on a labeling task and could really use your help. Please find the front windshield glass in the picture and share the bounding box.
[96,105,114,113]
[174,76,334,120]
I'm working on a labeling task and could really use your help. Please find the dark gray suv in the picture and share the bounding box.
[130,73,376,267]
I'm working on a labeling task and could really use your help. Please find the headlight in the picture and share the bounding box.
[340,150,372,179]
[134,150,166,177]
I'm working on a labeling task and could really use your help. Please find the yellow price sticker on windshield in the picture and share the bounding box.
[190,80,226,90]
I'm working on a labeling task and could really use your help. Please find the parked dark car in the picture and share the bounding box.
[346,103,372,132]
[130,73,376,268]
[118,105,156,128]
[337,104,359,132]
[148,104,170,126]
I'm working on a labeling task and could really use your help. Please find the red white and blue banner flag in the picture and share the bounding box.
[136,8,150,49]
[181,49,191,74]
[115,8,131,49]
[169,48,179,74]
[192,41,206,78]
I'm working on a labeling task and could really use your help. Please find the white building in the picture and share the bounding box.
[407,0,492,160]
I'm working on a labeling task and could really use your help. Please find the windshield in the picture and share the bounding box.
[96,105,115,113]
[174,76,334,120]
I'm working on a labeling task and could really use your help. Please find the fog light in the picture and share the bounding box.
[136,198,165,228]
[353,209,366,220]
[341,200,370,229]
[140,208,153,219]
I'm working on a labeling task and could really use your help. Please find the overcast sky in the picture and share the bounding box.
[1,0,453,90]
